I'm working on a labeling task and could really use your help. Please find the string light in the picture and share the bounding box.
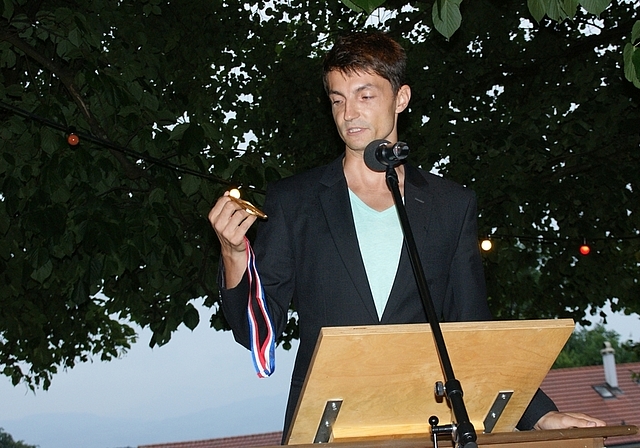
[67,133,79,145]
[579,239,591,256]
[480,238,493,251]
[479,234,640,256]
[67,127,79,146]
[0,101,266,195]
[2,102,640,252]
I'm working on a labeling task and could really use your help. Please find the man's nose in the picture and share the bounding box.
[343,99,359,121]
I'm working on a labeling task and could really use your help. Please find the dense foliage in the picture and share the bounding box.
[1,0,638,388]
[554,324,640,368]
[0,428,37,448]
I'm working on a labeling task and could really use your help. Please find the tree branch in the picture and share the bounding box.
[0,26,146,180]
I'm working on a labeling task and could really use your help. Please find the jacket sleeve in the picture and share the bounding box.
[218,183,293,350]
[445,190,492,322]
[218,267,251,350]
[517,389,558,430]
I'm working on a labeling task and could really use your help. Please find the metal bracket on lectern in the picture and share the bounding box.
[313,399,343,443]
[483,391,513,433]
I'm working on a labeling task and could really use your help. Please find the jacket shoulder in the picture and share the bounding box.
[407,164,476,200]
[267,157,342,197]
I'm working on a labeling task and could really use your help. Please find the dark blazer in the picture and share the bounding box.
[220,156,555,439]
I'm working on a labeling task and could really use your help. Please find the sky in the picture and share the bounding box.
[0,303,638,448]
[0,303,298,448]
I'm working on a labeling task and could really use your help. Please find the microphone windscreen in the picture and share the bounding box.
[364,139,389,172]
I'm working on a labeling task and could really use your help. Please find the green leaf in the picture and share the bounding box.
[31,257,53,283]
[264,166,282,183]
[528,0,549,23]
[201,122,221,141]
[178,123,204,154]
[432,0,462,40]
[340,0,363,13]
[579,0,610,16]
[632,20,640,44]
[633,47,640,89]
[0,47,16,68]
[623,43,640,88]
[68,28,82,47]
[546,0,569,22]
[183,304,200,330]
[34,259,53,282]
[180,175,201,196]
[346,0,386,14]
[168,123,189,141]
[121,244,141,271]
[148,187,165,204]
[141,92,159,111]
[56,40,75,59]
[2,0,15,20]
[40,127,60,154]
[0,204,8,236]
[562,0,579,18]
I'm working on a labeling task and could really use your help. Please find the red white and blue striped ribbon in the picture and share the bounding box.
[245,237,276,378]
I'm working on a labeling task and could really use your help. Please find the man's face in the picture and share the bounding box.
[326,70,410,153]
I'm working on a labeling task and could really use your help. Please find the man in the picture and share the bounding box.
[209,32,604,441]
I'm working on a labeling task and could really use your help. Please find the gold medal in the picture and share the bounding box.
[228,188,267,219]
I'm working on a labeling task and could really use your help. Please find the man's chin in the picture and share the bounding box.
[344,143,367,154]
[342,136,372,153]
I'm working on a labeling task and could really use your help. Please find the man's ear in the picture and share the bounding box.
[395,84,411,113]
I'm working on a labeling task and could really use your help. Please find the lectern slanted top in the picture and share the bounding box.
[286,319,575,445]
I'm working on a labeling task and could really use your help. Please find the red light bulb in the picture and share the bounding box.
[67,133,79,146]
[579,244,590,255]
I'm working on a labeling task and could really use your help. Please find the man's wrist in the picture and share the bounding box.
[222,249,248,289]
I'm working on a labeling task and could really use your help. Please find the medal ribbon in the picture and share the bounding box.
[245,237,276,377]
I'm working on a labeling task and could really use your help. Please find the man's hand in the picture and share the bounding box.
[534,411,607,430]
[208,192,258,288]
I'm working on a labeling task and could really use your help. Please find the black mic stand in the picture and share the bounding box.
[385,164,478,448]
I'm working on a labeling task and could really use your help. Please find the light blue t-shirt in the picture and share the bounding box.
[349,189,403,320]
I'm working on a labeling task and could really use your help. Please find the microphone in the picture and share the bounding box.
[364,139,410,172]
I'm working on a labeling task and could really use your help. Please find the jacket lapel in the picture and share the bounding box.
[318,156,379,322]
[381,164,432,321]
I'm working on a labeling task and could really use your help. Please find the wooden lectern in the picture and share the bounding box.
[282,319,638,447]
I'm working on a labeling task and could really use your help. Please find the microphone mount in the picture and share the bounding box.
[364,139,409,172]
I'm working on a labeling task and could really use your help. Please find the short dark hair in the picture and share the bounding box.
[322,32,407,94]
